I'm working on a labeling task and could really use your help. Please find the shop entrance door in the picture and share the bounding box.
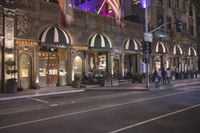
[39,48,58,87]
[19,54,32,89]
[73,56,83,82]
[48,54,58,86]
[113,59,120,78]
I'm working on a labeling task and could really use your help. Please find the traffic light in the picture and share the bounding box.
[176,20,182,32]
[146,42,152,54]
[142,58,147,64]
[143,42,152,54]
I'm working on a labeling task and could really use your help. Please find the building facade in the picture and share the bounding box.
[148,0,198,74]
[0,0,198,92]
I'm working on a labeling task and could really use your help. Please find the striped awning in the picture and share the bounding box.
[188,47,197,56]
[40,27,70,48]
[173,45,183,55]
[155,42,168,53]
[89,33,112,50]
[124,38,141,51]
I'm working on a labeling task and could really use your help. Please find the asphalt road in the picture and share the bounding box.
[0,86,200,133]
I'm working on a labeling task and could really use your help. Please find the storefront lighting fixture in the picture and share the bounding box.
[7,53,14,60]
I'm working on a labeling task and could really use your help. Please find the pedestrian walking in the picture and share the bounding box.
[153,70,159,88]
[166,68,172,84]
[157,68,162,83]
[161,68,167,84]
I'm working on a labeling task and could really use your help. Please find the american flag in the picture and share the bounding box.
[57,0,73,27]
[106,0,125,30]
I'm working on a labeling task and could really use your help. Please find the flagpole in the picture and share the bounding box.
[97,0,107,14]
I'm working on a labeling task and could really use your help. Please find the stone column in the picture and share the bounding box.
[68,49,74,85]
[107,51,113,78]
[34,46,40,88]
[121,53,125,77]
[3,7,16,92]
[84,52,89,77]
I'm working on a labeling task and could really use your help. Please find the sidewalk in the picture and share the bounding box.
[0,78,200,101]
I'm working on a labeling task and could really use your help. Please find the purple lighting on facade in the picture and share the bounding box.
[140,0,150,8]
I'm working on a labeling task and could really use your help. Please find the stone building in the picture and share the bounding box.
[0,0,198,92]
[148,0,198,74]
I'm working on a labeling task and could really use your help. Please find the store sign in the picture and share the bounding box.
[144,32,153,43]
[16,39,38,46]
[40,43,70,48]
[72,45,88,51]
[155,31,169,38]
[5,17,14,48]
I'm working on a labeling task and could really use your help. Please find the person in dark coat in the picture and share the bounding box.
[161,68,167,84]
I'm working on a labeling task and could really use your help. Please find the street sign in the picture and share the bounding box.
[144,32,153,42]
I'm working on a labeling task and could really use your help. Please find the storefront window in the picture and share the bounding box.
[89,52,108,78]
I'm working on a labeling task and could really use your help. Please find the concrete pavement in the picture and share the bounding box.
[0,78,200,101]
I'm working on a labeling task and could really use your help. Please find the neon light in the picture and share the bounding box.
[140,0,150,8]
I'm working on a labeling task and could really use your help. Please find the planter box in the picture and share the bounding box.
[5,79,18,93]
[72,81,81,88]
[172,75,176,80]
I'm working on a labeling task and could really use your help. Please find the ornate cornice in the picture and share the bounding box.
[3,8,16,17]
[0,6,3,35]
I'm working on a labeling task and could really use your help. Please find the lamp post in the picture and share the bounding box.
[145,0,149,88]
[140,0,150,88]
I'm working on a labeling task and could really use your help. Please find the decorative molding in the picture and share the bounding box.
[4,17,14,49]
[0,7,3,35]
[16,15,40,37]
[3,8,15,17]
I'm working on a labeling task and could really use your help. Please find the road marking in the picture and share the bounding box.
[28,98,49,104]
[0,89,198,130]
[49,104,58,107]
[109,103,200,133]
[0,90,85,101]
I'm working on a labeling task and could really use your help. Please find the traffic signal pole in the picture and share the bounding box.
[145,0,149,88]
[143,0,181,89]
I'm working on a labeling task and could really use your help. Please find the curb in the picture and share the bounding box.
[85,88,149,91]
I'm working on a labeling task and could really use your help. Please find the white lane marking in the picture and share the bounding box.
[0,90,198,130]
[0,90,85,101]
[109,103,200,133]
[174,82,200,87]
[49,104,58,107]
[28,98,49,104]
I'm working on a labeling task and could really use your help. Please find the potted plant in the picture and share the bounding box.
[72,74,81,88]
[5,60,18,93]
[172,71,176,80]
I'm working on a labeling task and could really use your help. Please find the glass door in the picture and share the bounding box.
[39,48,58,87]
[39,52,48,87]
[19,53,32,89]
[48,53,58,86]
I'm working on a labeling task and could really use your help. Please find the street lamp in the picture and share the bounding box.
[140,0,151,88]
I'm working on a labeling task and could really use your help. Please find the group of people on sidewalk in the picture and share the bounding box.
[153,68,172,85]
